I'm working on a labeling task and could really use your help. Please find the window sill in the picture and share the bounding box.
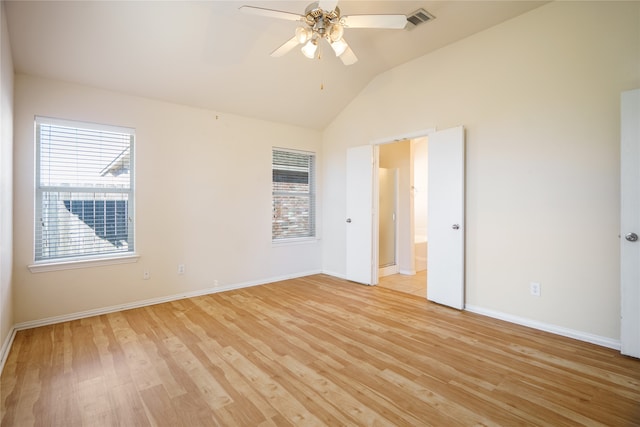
[272,237,319,247]
[28,253,140,273]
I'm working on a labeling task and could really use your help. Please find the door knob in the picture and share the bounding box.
[346,218,352,223]
[625,232,638,242]
[452,224,460,230]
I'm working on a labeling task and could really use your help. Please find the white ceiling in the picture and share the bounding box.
[5,0,546,129]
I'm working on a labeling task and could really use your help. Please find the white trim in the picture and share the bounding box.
[399,269,417,276]
[465,304,621,350]
[379,264,399,277]
[272,237,319,247]
[322,270,347,280]
[0,327,17,375]
[12,270,322,332]
[272,146,315,156]
[35,115,135,135]
[370,128,437,146]
[28,253,140,273]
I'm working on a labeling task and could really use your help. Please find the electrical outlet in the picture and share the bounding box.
[177,264,185,275]
[143,271,151,280]
[530,282,541,297]
[214,280,219,287]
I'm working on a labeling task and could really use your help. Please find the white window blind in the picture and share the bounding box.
[272,148,316,240]
[35,116,135,262]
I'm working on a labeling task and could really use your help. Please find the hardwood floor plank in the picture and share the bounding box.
[107,381,152,427]
[448,378,556,426]
[2,274,639,426]
[379,367,499,426]
[249,351,358,426]
[139,384,181,426]
[494,377,604,426]
[218,345,324,426]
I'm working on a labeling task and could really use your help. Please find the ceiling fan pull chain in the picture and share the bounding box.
[318,49,325,90]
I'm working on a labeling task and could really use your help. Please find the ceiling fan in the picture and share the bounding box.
[239,1,408,65]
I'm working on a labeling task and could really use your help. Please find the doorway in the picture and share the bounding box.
[345,125,465,309]
[376,137,428,297]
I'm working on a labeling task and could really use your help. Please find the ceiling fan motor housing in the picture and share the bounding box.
[304,3,341,38]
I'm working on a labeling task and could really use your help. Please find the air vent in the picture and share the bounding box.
[406,8,435,29]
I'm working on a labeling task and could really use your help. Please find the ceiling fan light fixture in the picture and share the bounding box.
[295,26,312,44]
[329,22,344,42]
[241,2,408,66]
[301,39,318,59]
[330,38,348,57]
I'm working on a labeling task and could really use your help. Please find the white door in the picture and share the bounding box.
[621,89,640,358]
[346,145,375,285]
[427,126,465,309]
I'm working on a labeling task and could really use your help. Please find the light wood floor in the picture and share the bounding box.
[1,274,639,426]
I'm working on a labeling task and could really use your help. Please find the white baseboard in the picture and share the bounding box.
[0,271,320,374]
[0,327,17,375]
[11,269,322,332]
[465,304,621,350]
[1,270,323,375]
[0,270,322,374]
[379,265,399,277]
[322,270,346,280]
[2,274,621,376]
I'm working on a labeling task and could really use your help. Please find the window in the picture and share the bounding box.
[35,116,135,262]
[272,148,316,241]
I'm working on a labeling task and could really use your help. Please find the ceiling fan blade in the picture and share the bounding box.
[342,14,407,29]
[318,0,339,12]
[239,5,302,21]
[339,46,358,66]
[270,36,300,58]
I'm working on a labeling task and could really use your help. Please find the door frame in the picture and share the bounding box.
[370,128,436,285]
[378,167,400,277]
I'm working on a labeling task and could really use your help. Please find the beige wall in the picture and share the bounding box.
[0,1,14,358]
[13,75,322,324]
[322,1,640,341]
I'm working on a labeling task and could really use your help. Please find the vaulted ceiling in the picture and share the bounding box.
[5,1,546,129]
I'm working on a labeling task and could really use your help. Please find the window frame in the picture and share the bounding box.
[272,147,317,243]
[31,116,137,270]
